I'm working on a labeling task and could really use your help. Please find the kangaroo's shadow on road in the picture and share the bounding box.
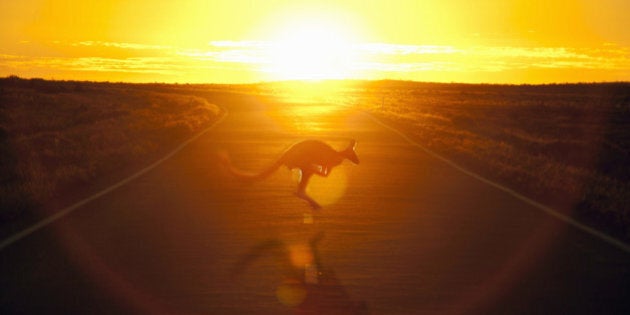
[230,231,369,314]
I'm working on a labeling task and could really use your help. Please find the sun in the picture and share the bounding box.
[262,17,360,81]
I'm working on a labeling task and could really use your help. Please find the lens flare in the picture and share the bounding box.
[276,279,307,307]
[305,168,348,207]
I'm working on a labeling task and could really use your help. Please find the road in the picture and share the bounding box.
[1,91,629,314]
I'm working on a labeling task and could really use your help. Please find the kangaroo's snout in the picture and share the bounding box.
[348,152,360,164]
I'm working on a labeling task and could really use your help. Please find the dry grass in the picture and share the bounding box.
[345,81,630,241]
[0,76,221,227]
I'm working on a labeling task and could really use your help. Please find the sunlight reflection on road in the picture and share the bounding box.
[264,81,355,133]
[270,103,342,133]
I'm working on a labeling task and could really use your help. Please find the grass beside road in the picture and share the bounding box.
[351,81,630,242]
[0,77,222,234]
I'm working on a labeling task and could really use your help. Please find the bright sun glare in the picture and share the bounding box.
[263,18,359,81]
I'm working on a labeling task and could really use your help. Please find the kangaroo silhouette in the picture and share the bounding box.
[220,139,359,209]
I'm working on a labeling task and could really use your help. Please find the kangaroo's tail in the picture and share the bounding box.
[218,151,282,182]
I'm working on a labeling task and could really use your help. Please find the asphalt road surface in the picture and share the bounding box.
[1,92,629,314]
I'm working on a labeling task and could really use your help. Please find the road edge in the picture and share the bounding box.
[0,102,228,251]
[361,110,630,254]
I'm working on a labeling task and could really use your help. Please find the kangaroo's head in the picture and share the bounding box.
[343,139,360,164]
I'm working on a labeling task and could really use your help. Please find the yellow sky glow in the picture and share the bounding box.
[1,0,629,83]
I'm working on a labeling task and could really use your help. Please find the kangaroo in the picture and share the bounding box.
[220,139,359,209]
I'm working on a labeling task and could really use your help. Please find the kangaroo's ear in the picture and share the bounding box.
[345,140,359,164]
[348,139,357,150]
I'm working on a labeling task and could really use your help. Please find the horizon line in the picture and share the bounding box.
[3,75,629,87]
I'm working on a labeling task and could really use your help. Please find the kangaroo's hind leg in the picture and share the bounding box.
[296,170,321,209]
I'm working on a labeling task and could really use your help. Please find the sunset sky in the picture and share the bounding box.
[1,0,629,84]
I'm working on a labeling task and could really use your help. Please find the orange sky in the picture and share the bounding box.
[1,0,629,83]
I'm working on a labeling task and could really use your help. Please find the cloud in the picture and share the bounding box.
[359,43,630,73]
[71,41,172,51]
[208,40,269,48]
[2,39,629,82]
[0,54,185,75]
[357,43,460,55]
